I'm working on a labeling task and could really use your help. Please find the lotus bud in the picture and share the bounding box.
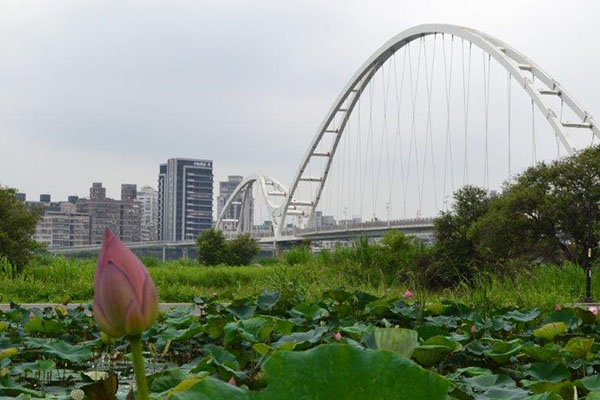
[333,332,342,341]
[403,290,413,300]
[470,325,477,334]
[228,377,236,386]
[554,304,562,311]
[589,306,598,316]
[93,229,158,338]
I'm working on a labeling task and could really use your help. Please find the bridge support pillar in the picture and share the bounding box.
[182,248,188,260]
[162,246,166,262]
[273,240,282,258]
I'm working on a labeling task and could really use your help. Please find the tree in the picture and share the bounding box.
[227,234,260,266]
[0,187,40,272]
[196,228,227,266]
[471,145,600,265]
[380,230,419,271]
[431,185,490,285]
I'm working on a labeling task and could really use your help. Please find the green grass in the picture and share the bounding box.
[0,254,596,308]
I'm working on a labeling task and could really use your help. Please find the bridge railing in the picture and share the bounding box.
[292,217,435,236]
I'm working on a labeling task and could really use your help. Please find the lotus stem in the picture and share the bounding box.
[129,335,150,400]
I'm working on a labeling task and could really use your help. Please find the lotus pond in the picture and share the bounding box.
[1,289,600,399]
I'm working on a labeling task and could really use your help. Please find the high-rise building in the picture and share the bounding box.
[119,184,142,243]
[157,158,213,241]
[217,175,253,231]
[121,184,137,202]
[76,182,142,244]
[77,183,121,244]
[138,185,158,241]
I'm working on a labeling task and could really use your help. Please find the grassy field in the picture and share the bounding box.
[0,253,596,309]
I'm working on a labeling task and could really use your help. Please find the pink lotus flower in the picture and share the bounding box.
[554,304,562,311]
[228,377,236,386]
[470,325,477,334]
[93,229,158,338]
[404,290,413,300]
[333,332,342,341]
[589,306,599,316]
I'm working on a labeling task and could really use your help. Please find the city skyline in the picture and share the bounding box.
[1,1,599,207]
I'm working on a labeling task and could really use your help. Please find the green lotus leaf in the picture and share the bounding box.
[24,316,64,335]
[169,344,450,400]
[257,290,280,311]
[563,336,594,359]
[463,373,517,391]
[374,328,418,357]
[225,302,257,320]
[528,381,576,398]
[364,300,392,317]
[544,310,581,329]
[272,326,327,350]
[522,342,562,362]
[0,348,17,361]
[505,309,540,323]
[576,374,600,391]
[425,302,445,315]
[290,303,329,320]
[526,362,569,383]
[24,337,93,363]
[533,322,567,341]
[413,335,461,366]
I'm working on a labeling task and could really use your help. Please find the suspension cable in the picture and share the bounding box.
[442,34,455,206]
[391,47,408,217]
[420,34,438,212]
[404,37,424,215]
[507,71,512,178]
[461,40,472,185]
[482,52,491,189]
[531,74,537,166]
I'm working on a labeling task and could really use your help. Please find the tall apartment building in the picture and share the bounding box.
[33,202,90,248]
[157,158,213,241]
[217,175,253,231]
[77,182,142,244]
[120,184,142,243]
[138,185,158,241]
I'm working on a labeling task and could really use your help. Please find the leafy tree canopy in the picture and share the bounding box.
[0,187,40,272]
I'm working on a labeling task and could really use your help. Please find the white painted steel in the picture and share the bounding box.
[215,174,288,239]
[279,24,599,236]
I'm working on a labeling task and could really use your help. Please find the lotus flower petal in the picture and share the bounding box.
[93,229,158,337]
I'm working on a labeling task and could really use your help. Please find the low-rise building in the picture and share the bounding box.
[34,202,90,248]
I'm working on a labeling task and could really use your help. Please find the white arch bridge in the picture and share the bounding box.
[50,24,599,258]
[216,23,598,249]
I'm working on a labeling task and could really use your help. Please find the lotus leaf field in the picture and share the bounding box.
[2,289,600,399]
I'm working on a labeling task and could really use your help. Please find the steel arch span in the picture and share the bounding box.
[216,174,289,239]
[278,23,599,236]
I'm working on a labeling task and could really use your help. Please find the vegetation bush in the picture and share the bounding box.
[226,234,260,266]
[283,245,311,266]
[0,187,40,273]
[196,228,228,265]
[197,229,260,266]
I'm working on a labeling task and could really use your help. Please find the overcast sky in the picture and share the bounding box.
[1,0,599,204]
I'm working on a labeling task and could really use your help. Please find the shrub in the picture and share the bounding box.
[226,234,260,266]
[283,245,311,266]
[196,229,228,266]
[140,256,160,268]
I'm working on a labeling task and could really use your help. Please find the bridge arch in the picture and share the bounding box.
[215,173,288,239]
[279,24,599,235]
